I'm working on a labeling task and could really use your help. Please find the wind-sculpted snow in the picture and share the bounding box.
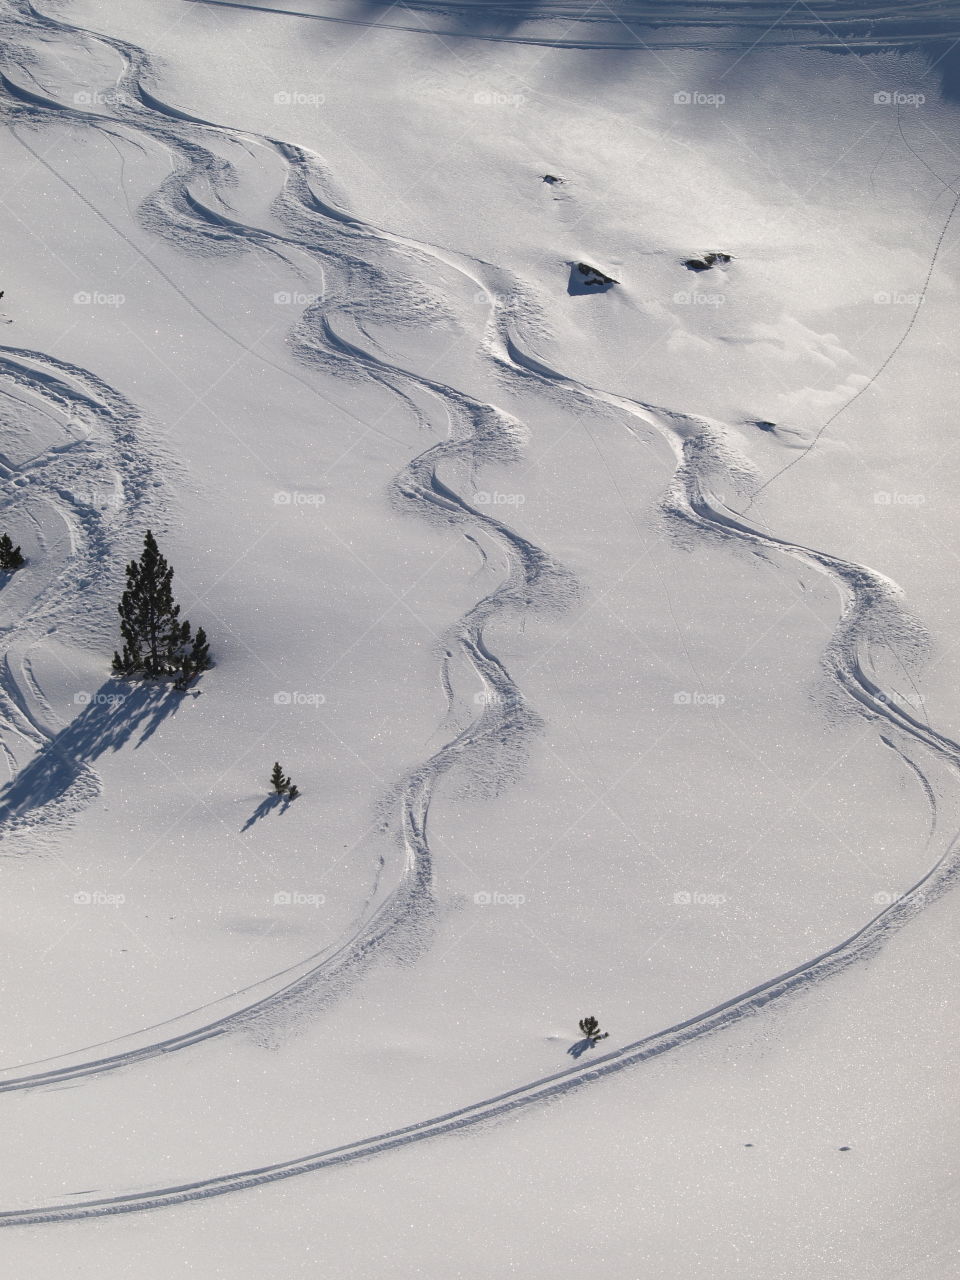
[1,0,958,1229]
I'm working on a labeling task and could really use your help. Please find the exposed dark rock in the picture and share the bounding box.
[568,261,618,295]
[684,251,733,272]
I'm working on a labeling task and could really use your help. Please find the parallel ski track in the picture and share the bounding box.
[187,0,960,52]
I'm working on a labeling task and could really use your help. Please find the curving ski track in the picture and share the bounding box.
[0,344,165,837]
[0,0,572,1091]
[0,0,957,1226]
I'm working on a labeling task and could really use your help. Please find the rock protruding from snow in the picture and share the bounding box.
[683,251,733,272]
[568,261,617,295]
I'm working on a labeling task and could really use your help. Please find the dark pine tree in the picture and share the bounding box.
[579,1015,608,1043]
[112,531,210,682]
[0,533,25,573]
[173,626,212,690]
[270,762,290,795]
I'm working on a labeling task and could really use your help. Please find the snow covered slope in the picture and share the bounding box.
[0,0,958,1274]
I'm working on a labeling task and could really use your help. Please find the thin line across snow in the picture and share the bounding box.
[185,0,960,51]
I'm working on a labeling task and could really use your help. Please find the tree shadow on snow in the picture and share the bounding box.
[567,1037,596,1060]
[0,680,187,825]
[241,792,292,831]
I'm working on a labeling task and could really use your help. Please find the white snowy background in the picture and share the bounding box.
[0,0,958,1274]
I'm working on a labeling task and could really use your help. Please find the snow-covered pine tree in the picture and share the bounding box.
[270,762,290,795]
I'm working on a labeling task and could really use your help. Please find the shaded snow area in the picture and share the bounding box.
[0,0,959,1275]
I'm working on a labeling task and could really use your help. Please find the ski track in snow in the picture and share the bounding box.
[187,0,960,52]
[0,344,165,842]
[0,0,958,1224]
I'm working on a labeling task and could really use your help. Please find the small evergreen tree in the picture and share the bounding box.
[173,627,211,690]
[579,1015,608,1043]
[0,533,25,572]
[270,762,299,798]
[112,531,211,682]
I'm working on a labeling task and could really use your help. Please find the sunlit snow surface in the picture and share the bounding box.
[0,0,958,1274]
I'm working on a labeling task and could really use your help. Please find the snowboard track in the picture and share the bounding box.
[0,0,957,1224]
